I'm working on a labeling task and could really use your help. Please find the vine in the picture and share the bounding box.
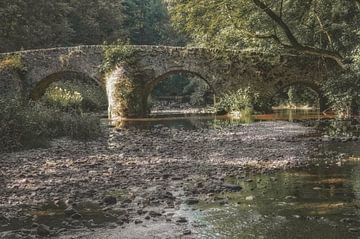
[101,43,136,74]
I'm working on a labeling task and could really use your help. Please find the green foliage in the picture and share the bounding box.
[42,81,107,112]
[169,0,360,56]
[323,71,360,118]
[43,86,83,111]
[0,0,184,52]
[321,47,360,118]
[0,97,102,153]
[101,43,136,73]
[0,0,126,52]
[122,0,186,45]
[0,54,23,71]
[274,85,319,108]
[216,87,259,114]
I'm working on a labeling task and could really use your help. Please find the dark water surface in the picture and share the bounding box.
[190,143,360,239]
[113,109,331,129]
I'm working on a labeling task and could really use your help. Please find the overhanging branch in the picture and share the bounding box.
[252,0,346,68]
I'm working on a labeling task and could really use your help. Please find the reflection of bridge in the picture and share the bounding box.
[0,45,331,118]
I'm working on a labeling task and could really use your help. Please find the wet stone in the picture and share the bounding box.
[134,219,143,224]
[36,224,51,237]
[349,227,360,233]
[71,213,82,220]
[148,211,162,217]
[176,217,188,223]
[64,207,78,217]
[184,198,199,205]
[103,196,117,205]
[223,183,242,192]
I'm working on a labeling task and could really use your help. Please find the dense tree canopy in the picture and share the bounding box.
[0,0,183,52]
[169,0,360,67]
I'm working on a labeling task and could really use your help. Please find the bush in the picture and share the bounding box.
[215,87,259,114]
[42,81,108,112]
[0,97,102,153]
[323,71,360,118]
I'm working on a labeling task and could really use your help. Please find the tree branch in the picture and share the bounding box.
[253,0,300,47]
[314,12,334,50]
[252,0,345,68]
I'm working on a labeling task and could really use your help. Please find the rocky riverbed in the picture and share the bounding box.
[0,121,347,238]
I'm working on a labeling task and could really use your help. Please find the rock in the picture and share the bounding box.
[183,229,192,235]
[64,207,78,217]
[103,196,117,205]
[176,217,188,223]
[285,196,297,200]
[148,211,162,217]
[71,213,82,220]
[223,183,242,192]
[37,224,51,237]
[245,196,254,201]
[349,227,360,233]
[0,232,21,239]
[184,198,199,205]
[0,214,9,223]
[134,219,143,224]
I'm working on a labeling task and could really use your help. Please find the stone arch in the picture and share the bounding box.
[272,81,327,111]
[29,71,103,100]
[142,69,216,112]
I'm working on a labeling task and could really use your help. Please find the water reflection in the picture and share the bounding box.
[112,109,332,130]
[192,143,360,239]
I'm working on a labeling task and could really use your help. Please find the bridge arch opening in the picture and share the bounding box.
[272,81,325,111]
[145,70,216,115]
[30,71,108,112]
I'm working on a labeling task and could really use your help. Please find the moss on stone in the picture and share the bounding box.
[0,54,24,72]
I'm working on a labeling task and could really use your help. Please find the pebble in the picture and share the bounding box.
[176,217,188,223]
[36,224,51,237]
[103,196,117,205]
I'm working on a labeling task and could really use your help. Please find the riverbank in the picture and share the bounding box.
[0,121,350,238]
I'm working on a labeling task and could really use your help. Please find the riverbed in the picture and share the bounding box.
[0,111,359,238]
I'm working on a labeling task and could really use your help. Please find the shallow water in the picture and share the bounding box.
[190,145,360,238]
[113,109,330,129]
[3,110,360,238]
[111,109,360,238]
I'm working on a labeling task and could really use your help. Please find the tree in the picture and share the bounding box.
[0,0,72,52]
[169,0,360,116]
[122,0,186,45]
[169,0,359,68]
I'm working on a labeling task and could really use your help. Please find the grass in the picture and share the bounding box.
[0,80,106,153]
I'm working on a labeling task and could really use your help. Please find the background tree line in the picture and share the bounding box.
[0,0,185,52]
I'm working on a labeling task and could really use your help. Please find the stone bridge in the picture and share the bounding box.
[0,45,332,119]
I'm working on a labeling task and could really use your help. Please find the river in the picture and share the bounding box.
[1,110,359,239]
